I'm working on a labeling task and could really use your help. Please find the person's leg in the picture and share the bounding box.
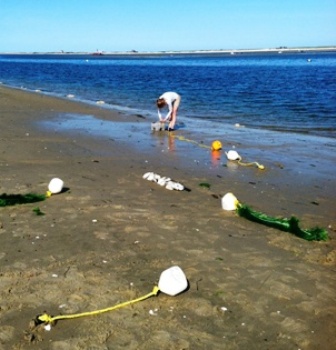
[168,111,177,130]
[168,96,181,130]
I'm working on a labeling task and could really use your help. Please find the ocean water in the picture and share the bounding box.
[0,52,335,139]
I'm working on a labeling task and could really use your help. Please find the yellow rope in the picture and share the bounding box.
[237,160,265,170]
[172,135,265,169]
[172,135,211,149]
[37,285,160,325]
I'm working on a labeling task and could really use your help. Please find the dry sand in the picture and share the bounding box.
[0,85,335,350]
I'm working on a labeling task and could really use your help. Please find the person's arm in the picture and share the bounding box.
[158,102,172,122]
[158,109,163,121]
[163,101,173,121]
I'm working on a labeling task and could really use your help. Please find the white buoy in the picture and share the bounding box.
[48,178,64,195]
[225,150,242,161]
[221,192,239,211]
[158,266,188,296]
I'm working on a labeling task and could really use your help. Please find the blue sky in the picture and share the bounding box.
[1,0,335,52]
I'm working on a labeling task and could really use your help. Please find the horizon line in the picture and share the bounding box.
[1,45,336,55]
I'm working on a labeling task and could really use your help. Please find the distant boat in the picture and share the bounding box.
[92,50,104,56]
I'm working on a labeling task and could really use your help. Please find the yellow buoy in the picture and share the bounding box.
[211,140,222,151]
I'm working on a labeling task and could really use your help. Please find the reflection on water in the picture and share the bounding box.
[168,133,176,152]
[38,112,336,182]
[211,150,222,168]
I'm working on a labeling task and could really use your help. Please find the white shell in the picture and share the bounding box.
[158,177,171,186]
[165,181,183,191]
[173,182,184,191]
[158,266,188,296]
[165,181,175,190]
[48,178,64,194]
[143,173,184,191]
[221,192,239,211]
[44,324,52,331]
[143,172,154,180]
[143,172,161,182]
[226,150,242,161]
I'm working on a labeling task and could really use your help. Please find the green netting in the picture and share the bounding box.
[0,193,46,207]
[237,203,328,241]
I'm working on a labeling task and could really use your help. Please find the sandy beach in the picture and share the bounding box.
[0,85,335,349]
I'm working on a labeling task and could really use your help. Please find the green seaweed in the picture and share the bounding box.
[0,193,46,207]
[33,207,45,216]
[199,182,211,189]
[237,203,328,241]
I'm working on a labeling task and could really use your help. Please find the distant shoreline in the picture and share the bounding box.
[1,46,336,56]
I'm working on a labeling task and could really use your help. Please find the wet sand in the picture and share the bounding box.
[0,85,335,350]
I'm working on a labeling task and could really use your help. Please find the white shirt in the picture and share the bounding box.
[158,92,180,121]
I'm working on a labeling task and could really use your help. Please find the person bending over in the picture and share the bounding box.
[157,91,181,131]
